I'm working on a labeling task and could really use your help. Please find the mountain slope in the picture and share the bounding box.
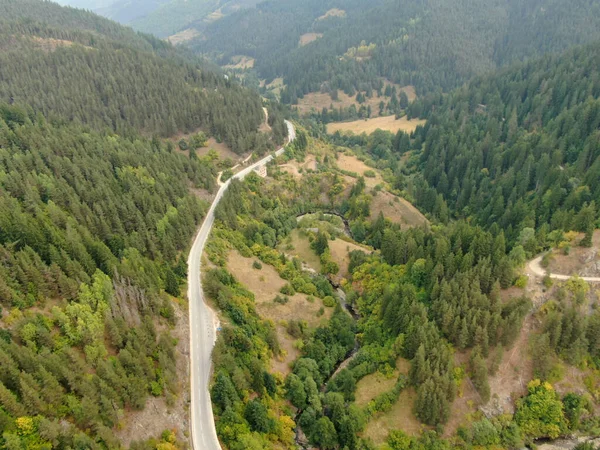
[406,42,600,245]
[0,0,267,154]
[188,0,600,102]
[0,1,284,448]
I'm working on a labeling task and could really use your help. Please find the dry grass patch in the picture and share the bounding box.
[545,230,600,277]
[336,153,383,188]
[261,77,286,97]
[223,55,255,69]
[370,191,429,229]
[279,155,318,178]
[226,250,330,375]
[196,138,240,161]
[317,8,346,20]
[167,28,200,45]
[355,372,398,407]
[299,33,323,46]
[296,82,416,117]
[327,116,426,135]
[362,388,424,444]
[205,8,225,23]
[280,230,322,272]
[30,36,92,52]
[329,238,371,280]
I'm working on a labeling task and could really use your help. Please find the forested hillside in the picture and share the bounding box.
[0,1,285,448]
[405,42,600,247]
[54,0,261,39]
[201,121,598,448]
[0,0,268,154]
[189,0,600,102]
[0,103,210,448]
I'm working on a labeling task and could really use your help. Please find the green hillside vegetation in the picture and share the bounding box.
[189,0,600,103]
[0,0,270,154]
[0,103,209,448]
[407,42,600,247]
[201,128,598,448]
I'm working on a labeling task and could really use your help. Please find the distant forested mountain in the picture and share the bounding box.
[188,0,600,101]
[0,0,270,153]
[53,0,261,38]
[400,42,600,246]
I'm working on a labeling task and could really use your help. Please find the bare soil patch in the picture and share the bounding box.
[299,33,323,46]
[167,28,200,45]
[370,191,429,229]
[317,8,346,20]
[546,230,600,277]
[223,55,255,69]
[327,116,426,135]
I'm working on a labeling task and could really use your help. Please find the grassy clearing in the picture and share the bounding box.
[280,230,323,272]
[296,81,414,117]
[299,33,323,46]
[370,191,429,229]
[335,153,384,188]
[226,250,330,375]
[359,358,424,444]
[327,115,426,135]
[166,28,200,45]
[362,387,424,444]
[317,8,346,20]
[355,372,398,407]
[223,55,255,69]
[329,238,370,280]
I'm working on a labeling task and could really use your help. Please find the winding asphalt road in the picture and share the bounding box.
[187,120,295,450]
[529,255,600,282]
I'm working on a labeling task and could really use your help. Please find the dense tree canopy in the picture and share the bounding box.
[190,0,600,101]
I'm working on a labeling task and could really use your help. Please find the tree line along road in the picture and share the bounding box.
[187,120,295,450]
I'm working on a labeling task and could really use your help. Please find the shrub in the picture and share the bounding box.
[280,284,296,296]
[178,138,188,150]
[364,170,376,178]
[274,295,289,305]
[323,296,337,307]
[252,261,262,270]
[515,275,528,288]
[317,307,325,317]
[221,169,234,182]
[540,253,553,268]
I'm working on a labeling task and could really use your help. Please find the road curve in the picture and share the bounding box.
[529,255,600,282]
[187,120,295,450]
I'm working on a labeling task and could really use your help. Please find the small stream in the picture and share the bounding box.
[292,278,361,448]
[291,211,361,448]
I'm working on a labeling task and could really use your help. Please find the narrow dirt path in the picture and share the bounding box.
[529,256,600,282]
